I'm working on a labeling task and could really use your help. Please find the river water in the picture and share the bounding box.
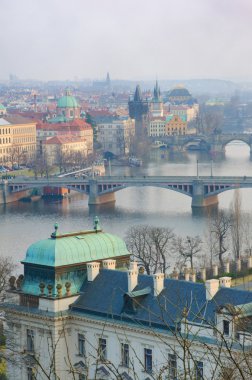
[1,142,252,265]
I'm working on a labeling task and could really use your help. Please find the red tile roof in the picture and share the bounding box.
[44,135,85,145]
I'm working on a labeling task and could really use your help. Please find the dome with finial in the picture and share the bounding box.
[21,218,130,297]
[22,218,129,267]
[57,89,79,108]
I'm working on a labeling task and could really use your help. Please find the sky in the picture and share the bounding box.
[1,0,252,81]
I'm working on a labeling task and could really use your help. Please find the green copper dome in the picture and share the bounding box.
[0,103,6,110]
[57,89,79,108]
[22,225,130,268]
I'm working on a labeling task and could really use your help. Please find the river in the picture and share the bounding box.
[1,141,252,265]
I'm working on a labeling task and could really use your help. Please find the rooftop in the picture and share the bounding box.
[57,89,79,109]
[22,221,130,268]
[71,269,252,329]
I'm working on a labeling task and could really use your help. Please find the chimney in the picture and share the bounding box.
[205,279,219,301]
[87,262,100,282]
[219,276,232,288]
[127,261,138,292]
[184,268,190,281]
[103,259,116,270]
[224,261,230,273]
[248,256,252,269]
[153,273,165,296]
[200,268,206,282]
[212,264,218,277]
[190,271,196,283]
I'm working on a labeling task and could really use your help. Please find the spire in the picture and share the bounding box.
[106,72,110,84]
[134,85,142,102]
[154,80,161,100]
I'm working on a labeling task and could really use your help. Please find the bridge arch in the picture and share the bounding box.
[182,137,209,151]
[222,137,251,149]
[8,183,90,195]
[97,183,193,198]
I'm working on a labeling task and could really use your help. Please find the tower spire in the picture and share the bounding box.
[134,85,142,102]
[154,80,161,100]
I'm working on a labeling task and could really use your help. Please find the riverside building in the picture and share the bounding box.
[3,220,252,379]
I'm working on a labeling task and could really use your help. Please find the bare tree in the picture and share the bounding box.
[125,225,174,274]
[172,235,202,270]
[243,214,252,257]
[230,190,244,259]
[210,210,231,269]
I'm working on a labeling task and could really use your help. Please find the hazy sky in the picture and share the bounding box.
[1,0,252,81]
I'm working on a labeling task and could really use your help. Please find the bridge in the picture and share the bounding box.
[153,133,252,155]
[1,175,252,211]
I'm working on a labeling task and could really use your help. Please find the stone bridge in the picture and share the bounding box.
[2,175,252,211]
[153,133,252,155]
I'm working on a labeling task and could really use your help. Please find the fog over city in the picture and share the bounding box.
[1,0,252,81]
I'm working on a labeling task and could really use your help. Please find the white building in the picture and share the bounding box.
[2,221,252,380]
[96,116,135,156]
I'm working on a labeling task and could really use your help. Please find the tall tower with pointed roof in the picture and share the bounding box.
[150,80,163,117]
[128,85,149,137]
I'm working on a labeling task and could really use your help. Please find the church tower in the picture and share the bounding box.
[128,85,149,137]
[150,80,163,117]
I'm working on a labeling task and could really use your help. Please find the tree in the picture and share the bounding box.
[125,225,174,275]
[230,190,244,260]
[0,257,15,298]
[33,152,51,179]
[172,235,202,270]
[210,210,231,269]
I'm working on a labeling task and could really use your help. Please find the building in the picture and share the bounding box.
[169,104,199,122]
[148,114,187,137]
[167,85,197,105]
[93,72,111,91]
[37,119,93,156]
[96,116,135,156]
[0,115,36,165]
[42,135,88,166]
[51,89,81,122]
[149,81,164,118]
[3,221,252,379]
[128,85,149,137]
[165,114,187,135]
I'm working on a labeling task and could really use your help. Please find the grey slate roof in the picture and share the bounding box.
[71,269,252,330]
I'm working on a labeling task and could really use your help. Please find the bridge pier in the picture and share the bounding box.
[191,180,219,211]
[209,143,225,158]
[88,180,116,205]
[0,181,30,204]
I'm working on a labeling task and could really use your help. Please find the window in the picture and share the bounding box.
[223,320,230,336]
[195,361,203,380]
[144,348,152,373]
[168,353,177,380]
[27,329,34,352]
[27,367,34,380]
[98,338,107,361]
[78,333,85,356]
[121,343,129,367]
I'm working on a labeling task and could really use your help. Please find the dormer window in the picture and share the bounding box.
[223,320,230,336]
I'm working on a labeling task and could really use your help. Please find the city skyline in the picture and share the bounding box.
[1,0,252,82]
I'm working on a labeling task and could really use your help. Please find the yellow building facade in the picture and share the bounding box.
[148,114,187,137]
[0,115,37,165]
